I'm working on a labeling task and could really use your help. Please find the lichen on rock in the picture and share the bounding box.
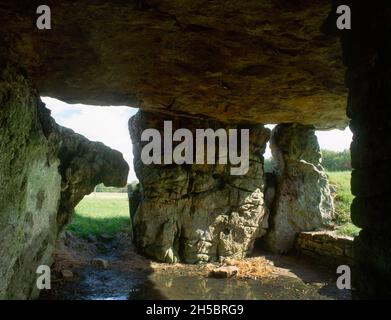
[0,0,347,128]
[263,123,335,253]
[0,65,129,299]
[129,111,270,263]
[38,105,129,230]
[0,66,62,299]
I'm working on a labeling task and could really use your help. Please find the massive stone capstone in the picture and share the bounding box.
[1,0,347,128]
[0,65,129,299]
[0,0,390,300]
[263,123,334,253]
[129,111,270,263]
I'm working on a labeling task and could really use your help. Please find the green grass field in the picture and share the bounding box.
[66,196,131,239]
[327,171,360,237]
[66,171,359,240]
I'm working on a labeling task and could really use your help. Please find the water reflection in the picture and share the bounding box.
[129,274,350,300]
[41,265,350,300]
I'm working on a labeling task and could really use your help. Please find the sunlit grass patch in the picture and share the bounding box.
[327,171,360,237]
[66,196,130,239]
[336,222,360,238]
[327,171,353,224]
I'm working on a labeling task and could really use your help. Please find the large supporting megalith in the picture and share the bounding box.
[0,66,129,299]
[325,1,391,298]
[263,124,334,253]
[129,111,270,263]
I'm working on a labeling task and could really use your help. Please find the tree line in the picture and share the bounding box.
[264,149,351,172]
[320,149,351,171]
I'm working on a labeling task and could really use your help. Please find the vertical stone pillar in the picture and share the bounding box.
[263,124,334,253]
[127,182,141,240]
[0,66,62,299]
[331,2,391,298]
[129,111,270,263]
[0,65,129,299]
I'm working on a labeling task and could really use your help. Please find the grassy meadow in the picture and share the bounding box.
[66,195,131,239]
[66,171,359,241]
[326,171,360,237]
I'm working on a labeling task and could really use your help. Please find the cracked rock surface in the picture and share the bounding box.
[1,0,346,127]
[263,124,335,253]
[0,65,129,299]
[129,111,270,263]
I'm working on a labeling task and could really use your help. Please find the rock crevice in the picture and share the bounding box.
[0,0,347,128]
[129,111,270,263]
[0,65,129,299]
[263,123,334,253]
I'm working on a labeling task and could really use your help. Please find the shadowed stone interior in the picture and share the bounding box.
[0,0,390,299]
[0,66,129,299]
[329,1,391,299]
[1,0,347,127]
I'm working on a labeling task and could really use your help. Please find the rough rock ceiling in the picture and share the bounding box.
[2,0,347,127]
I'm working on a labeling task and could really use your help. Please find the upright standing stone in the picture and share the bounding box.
[0,66,62,300]
[0,66,129,299]
[127,182,142,240]
[263,124,334,253]
[129,111,270,263]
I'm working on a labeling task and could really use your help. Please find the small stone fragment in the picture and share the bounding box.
[92,258,109,269]
[223,258,237,266]
[210,266,239,278]
[61,269,74,279]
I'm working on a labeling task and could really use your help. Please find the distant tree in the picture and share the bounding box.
[95,183,128,193]
[321,149,351,171]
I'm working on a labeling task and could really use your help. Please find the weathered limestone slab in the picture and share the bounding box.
[0,1,347,128]
[263,124,334,253]
[0,66,61,299]
[129,111,270,263]
[38,105,129,231]
[295,231,354,266]
[0,66,129,299]
[2,0,389,300]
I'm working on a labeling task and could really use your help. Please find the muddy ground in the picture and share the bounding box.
[39,232,351,300]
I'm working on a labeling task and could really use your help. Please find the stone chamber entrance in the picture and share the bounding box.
[0,1,390,299]
[36,102,353,300]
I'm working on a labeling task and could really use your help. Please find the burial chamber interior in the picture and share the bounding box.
[0,0,390,299]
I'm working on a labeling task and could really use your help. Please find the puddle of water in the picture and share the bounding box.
[129,274,351,300]
[78,268,140,300]
[42,268,350,300]
[42,267,147,300]
[41,238,351,300]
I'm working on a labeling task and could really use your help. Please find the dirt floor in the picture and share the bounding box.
[40,233,351,300]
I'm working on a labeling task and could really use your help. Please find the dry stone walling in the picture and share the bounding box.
[129,111,270,263]
[0,65,129,299]
[263,124,334,253]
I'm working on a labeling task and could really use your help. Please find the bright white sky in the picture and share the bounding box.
[42,97,138,182]
[42,97,353,183]
[264,124,352,158]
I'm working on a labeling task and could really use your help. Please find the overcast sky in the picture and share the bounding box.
[42,97,352,183]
